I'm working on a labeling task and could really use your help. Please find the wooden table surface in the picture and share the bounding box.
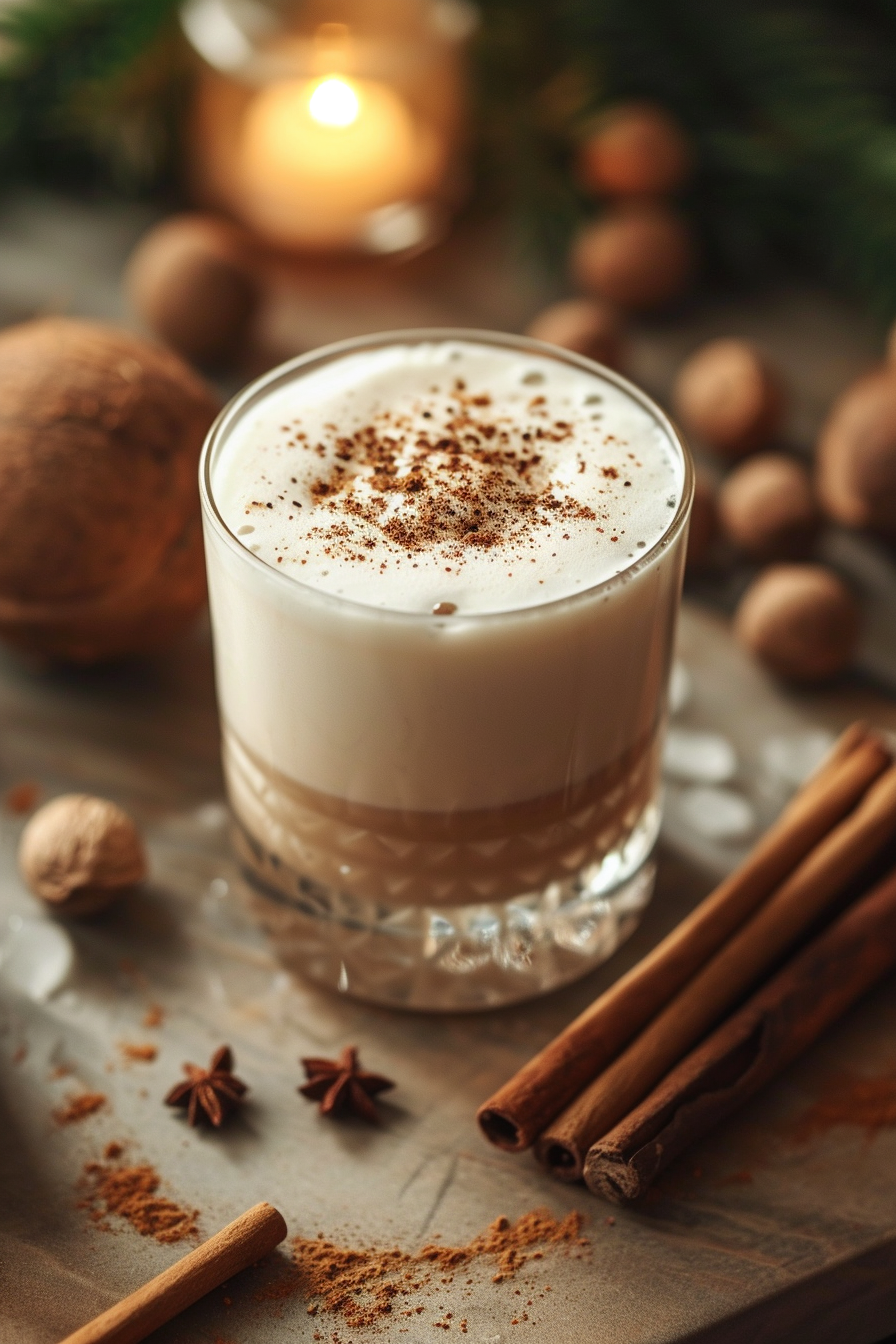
[1,193,896,1344]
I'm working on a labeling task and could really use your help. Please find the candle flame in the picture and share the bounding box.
[308,76,360,128]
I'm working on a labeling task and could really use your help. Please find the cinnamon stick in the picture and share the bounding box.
[584,862,896,1201]
[536,761,896,1179]
[477,723,888,1152]
[58,1202,287,1344]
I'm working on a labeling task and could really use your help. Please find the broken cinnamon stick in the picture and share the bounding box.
[584,862,896,1201]
[536,761,896,1179]
[58,1201,287,1344]
[478,723,888,1152]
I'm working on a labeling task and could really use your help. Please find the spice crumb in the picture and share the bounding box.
[54,1092,107,1125]
[719,1169,754,1186]
[142,1004,164,1029]
[118,1042,158,1063]
[4,780,40,814]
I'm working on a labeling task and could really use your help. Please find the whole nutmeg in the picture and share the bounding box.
[19,794,146,916]
[673,338,784,459]
[0,317,218,663]
[578,102,693,198]
[525,297,625,369]
[685,472,718,571]
[718,453,820,560]
[816,368,896,537]
[126,213,260,367]
[733,564,860,683]
[571,204,695,312]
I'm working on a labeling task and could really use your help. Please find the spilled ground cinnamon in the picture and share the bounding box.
[787,1068,896,1141]
[80,1152,199,1244]
[259,1210,587,1333]
[53,1091,107,1125]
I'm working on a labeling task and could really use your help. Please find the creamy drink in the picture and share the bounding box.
[200,331,692,1009]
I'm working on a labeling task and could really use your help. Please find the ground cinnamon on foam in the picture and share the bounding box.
[79,1151,199,1244]
[255,381,616,576]
[258,1209,587,1333]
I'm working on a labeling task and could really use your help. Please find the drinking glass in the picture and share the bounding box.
[199,329,693,1010]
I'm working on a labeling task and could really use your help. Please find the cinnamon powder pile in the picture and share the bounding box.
[260,1209,587,1333]
[53,1091,107,1125]
[80,1151,199,1244]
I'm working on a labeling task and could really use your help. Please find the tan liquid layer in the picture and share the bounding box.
[224,724,661,908]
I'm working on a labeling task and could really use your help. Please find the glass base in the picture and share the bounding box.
[236,801,660,1011]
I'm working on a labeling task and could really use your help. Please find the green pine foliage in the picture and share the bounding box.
[7,0,896,313]
[0,0,184,190]
[475,0,896,315]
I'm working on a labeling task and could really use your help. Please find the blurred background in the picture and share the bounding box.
[8,0,896,332]
[9,0,896,307]
[9,0,896,301]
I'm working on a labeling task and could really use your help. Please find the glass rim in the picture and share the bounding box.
[199,326,695,625]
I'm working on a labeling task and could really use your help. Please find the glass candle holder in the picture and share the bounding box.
[181,0,475,254]
[200,329,693,1011]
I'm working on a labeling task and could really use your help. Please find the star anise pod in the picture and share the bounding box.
[165,1045,248,1127]
[299,1045,394,1123]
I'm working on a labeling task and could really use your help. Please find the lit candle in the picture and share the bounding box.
[236,57,438,248]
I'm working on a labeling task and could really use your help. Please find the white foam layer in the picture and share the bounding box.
[213,340,682,614]
[204,336,690,813]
